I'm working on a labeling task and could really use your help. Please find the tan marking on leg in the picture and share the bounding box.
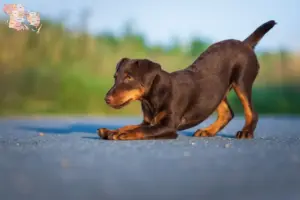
[117,125,140,132]
[233,85,254,131]
[117,131,145,140]
[98,124,141,140]
[194,98,233,137]
[143,115,152,124]
[204,99,233,133]
[233,84,258,139]
[151,111,167,125]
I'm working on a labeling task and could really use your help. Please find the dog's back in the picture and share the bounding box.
[186,20,276,75]
[178,20,276,95]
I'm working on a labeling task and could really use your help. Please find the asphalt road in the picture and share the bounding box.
[0,116,300,200]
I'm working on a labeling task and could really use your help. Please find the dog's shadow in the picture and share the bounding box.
[18,123,235,139]
[18,123,115,140]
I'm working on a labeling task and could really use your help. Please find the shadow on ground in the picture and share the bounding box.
[18,123,235,139]
[18,123,116,134]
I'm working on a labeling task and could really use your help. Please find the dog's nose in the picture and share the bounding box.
[105,96,113,104]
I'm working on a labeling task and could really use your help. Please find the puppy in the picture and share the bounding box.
[98,20,276,140]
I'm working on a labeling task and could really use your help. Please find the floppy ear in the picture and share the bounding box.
[137,59,162,88]
[116,57,129,71]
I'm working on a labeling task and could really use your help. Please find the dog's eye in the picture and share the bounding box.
[125,75,133,81]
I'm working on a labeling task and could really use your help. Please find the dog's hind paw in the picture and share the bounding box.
[193,129,215,137]
[235,130,253,139]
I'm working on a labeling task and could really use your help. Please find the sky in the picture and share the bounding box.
[2,0,300,51]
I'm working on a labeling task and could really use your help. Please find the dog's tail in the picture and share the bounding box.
[243,20,276,49]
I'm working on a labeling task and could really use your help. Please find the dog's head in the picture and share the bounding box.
[105,58,161,109]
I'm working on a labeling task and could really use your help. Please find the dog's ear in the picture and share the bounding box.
[116,57,129,71]
[137,59,161,88]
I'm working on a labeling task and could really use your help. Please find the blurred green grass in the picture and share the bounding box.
[0,18,299,116]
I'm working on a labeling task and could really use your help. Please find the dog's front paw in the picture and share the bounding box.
[193,129,215,137]
[107,132,121,140]
[97,128,108,139]
[97,128,116,139]
[236,130,253,139]
[114,131,145,140]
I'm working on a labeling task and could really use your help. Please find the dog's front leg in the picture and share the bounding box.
[108,124,178,140]
[98,124,143,139]
[98,119,152,139]
[98,109,153,139]
[108,112,178,140]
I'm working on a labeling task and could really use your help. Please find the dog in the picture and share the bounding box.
[98,20,276,140]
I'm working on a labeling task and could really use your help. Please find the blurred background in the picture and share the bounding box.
[0,0,299,116]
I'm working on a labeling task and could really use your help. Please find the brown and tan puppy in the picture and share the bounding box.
[98,20,276,140]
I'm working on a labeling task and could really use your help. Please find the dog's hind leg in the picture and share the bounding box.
[232,82,258,139]
[193,98,234,137]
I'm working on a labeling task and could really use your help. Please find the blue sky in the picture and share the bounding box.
[3,0,300,51]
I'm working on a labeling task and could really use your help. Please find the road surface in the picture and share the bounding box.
[0,116,300,200]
